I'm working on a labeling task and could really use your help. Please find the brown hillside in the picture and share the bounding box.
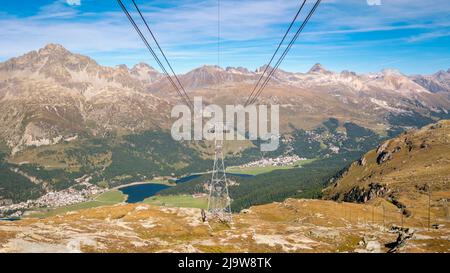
[324,120,450,220]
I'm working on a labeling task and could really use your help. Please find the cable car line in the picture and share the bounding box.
[244,0,307,106]
[130,0,193,108]
[246,0,322,106]
[117,0,193,108]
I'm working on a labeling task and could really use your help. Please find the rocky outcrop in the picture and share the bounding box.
[420,141,429,149]
[386,226,415,253]
[342,183,388,203]
[387,195,412,217]
[376,141,390,154]
[358,235,382,253]
[376,151,392,164]
[375,140,394,164]
[358,156,367,166]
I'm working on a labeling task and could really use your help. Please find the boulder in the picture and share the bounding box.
[420,142,429,149]
[386,226,414,253]
[366,241,382,253]
[358,156,367,166]
[344,183,387,203]
[392,146,401,153]
[377,151,392,164]
[376,141,390,154]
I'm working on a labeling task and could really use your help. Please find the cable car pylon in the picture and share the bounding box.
[207,122,232,223]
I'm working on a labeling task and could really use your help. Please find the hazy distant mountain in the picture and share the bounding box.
[412,69,450,93]
[308,63,332,74]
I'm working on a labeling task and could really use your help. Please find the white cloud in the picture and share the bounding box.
[0,0,449,74]
[407,31,450,43]
[66,0,81,6]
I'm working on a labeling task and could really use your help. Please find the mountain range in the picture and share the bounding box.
[1,43,450,207]
[1,44,450,154]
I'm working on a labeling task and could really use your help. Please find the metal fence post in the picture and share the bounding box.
[428,189,431,231]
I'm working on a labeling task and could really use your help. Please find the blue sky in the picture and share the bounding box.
[0,0,449,74]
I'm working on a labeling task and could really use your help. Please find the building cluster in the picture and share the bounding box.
[328,144,340,154]
[241,155,307,168]
[0,182,105,218]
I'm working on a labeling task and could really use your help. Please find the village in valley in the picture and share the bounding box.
[0,180,105,218]
[237,155,307,169]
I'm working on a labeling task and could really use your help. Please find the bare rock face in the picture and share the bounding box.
[358,156,367,166]
[375,140,394,164]
[0,199,13,206]
[386,226,415,253]
[308,63,332,75]
[358,236,382,253]
[376,141,390,154]
[130,62,163,84]
[376,151,392,165]
[343,183,388,203]
[12,122,63,154]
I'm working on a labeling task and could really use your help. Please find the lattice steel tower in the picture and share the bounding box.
[207,122,232,222]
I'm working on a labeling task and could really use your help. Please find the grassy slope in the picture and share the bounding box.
[324,120,450,218]
[25,190,207,218]
[143,195,208,209]
[95,190,127,203]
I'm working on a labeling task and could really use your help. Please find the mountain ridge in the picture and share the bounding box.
[1,43,450,154]
[4,44,449,84]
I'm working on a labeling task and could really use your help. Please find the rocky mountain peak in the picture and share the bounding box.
[116,64,129,70]
[308,63,331,74]
[0,43,97,75]
[201,65,224,71]
[226,66,251,74]
[130,62,162,83]
[256,64,273,73]
[38,43,70,56]
[132,62,157,72]
[381,68,402,76]
[341,70,357,77]
[186,65,226,77]
[434,69,450,78]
